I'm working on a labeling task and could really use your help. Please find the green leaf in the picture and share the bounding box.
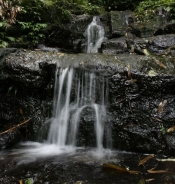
[161,126,166,135]
[0,41,8,48]
[29,32,34,36]
[25,178,34,184]
[38,34,44,37]
[6,37,15,42]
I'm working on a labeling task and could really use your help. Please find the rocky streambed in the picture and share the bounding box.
[1,146,175,184]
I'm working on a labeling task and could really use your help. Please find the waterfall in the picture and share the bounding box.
[47,68,108,152]
[86,16,105,53]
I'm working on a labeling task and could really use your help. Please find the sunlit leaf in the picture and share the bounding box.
[103,163,140,174]
[127,64,131,79]
[73,181,83,184]
[167,126,175,133]
[158,100,167,113]
[57,53,65,58]
[148,70,157,77]
[26,178,34,184]
[138,155,154,166]
[126,79,137,83]
[6,36,15,42]
[147,168,168,174]
[143,49,150,56]
[145,178,155,182]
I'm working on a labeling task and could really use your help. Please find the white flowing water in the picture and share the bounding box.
[48,68,73,146]
[47,68,108,154]
[86,16,105,53]
[2,18,112,164]
[9,68,111,160]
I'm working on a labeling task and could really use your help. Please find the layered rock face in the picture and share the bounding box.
[44,11,175,56]
[0,9,175,154]
[0,50,175,156]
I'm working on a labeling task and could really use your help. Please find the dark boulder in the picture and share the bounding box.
[148,34,175,55]
[101,37,128,54]
[0,49,56,149]
[0,49,175,155]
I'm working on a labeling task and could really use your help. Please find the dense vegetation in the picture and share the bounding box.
[0,0,174,48]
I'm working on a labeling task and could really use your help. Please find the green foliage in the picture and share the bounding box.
[1,0,174,47]
[15,0,49,46]
[17,21,47,45]
[51,0,101,16]
[18,0,49,22]
[25,178,34,184]
[0,21,15,48]
[135,0,175,23]
[89,0,142,11]
[161,126,166,135]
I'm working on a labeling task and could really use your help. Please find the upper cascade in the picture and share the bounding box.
[86,16,105,53]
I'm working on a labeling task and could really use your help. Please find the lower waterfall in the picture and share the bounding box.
[48,67,109,154]
[8,67,112,160]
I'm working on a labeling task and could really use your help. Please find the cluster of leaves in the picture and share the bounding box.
[16,0,49,46]
[135,0,175,23]
[0,0,49,47]
[51,0,101,17]
[0,0,104,48]
[89,0,142,11]
[0,0,174,48]
[0,21,15,47]
[17,21,47,45]
[0,0,21,47]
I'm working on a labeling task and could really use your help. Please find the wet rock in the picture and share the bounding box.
[148,34,175,55]
[154,23,175,35]
[0,131,21,149]
[0,49,56,149]
[165,133,175,150]
[76,107,96,147]
[46,14,92,53]
[110,11,132,37]
[37,44,60,52]
[69,14,92,34]
[4,50,56,90]
[101,37,128,55]
[1,51,175,155]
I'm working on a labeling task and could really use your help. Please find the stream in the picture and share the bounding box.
[1,15,175,184]
[1,144,175,184]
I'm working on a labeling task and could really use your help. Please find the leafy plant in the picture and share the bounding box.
[0,0,21,47]
[15,0,50,46]
[135,0,175,23]
[0,21,15,47]
[17,21,47,45]
[89,0,142,11]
